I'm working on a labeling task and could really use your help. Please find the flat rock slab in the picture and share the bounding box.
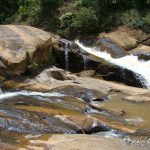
[26,134,150,150]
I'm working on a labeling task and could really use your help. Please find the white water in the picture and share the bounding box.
[0,91,66,100]
[76,40,150,88]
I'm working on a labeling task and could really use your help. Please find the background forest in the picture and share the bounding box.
[1,0,150,38]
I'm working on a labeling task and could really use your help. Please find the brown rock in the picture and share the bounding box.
[129,45,150,60]
[99,27,138,50]
[0,25,52,76]
[117,26,150,42]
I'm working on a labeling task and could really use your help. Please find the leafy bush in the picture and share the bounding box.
[26,51,38,74]
[15,0,41,24]
[72,7,98,35]
[120,9,144,28]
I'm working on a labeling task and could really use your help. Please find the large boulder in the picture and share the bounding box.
[0,25,52,76]
[52,37,146,88]
[99,26,150,50]
[52,38,84,72]
[99,27,138,51]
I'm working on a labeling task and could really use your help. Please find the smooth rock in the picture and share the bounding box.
[0,25,52,76]
[99,27,138,50]
[25,134,150,150]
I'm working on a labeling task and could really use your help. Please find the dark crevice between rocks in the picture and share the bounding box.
[85,126,111,134]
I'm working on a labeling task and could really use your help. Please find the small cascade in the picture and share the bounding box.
[76,40,150,88]
[65,42,69,70]
[82,54,88,70]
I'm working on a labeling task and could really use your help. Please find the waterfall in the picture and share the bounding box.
[75,40,150,88]
[65,43,69,70]
[82,54,88,70]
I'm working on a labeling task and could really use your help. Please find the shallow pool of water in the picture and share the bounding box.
[100,93,150,131]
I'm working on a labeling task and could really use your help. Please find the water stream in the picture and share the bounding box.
[65,42,69,70]
[75,40,150,88]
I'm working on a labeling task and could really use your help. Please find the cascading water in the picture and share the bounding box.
[75,40,150,89]
[82,54,88,70]
[65,42,69,70]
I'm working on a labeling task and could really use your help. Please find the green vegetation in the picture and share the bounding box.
[1,0,150,38]
[26,51,38,74]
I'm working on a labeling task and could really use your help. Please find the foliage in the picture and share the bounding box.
[120,9,144,28]
[26,51,38,74]
[27,61,39,73]
[15,0,41,24]
[0,0,18,23]
[1,0,150,37]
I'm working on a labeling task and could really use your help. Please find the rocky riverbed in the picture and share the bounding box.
[0,25,150,149]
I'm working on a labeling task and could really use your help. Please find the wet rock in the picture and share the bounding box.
[51,85,108,103]
[79,37,127,58]
[75,41,146,88]
[0,25,52,76]
[95,37,127,58]
[52,35,145,88]
[129,45,150,60]
[52,38,84,72]
[0,110,82,134]
[86,59,146,88]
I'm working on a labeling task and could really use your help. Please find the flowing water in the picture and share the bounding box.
[1,41,150,148]
[75,40,150,88]
[65,42,69,70]
[0,88,150,149]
